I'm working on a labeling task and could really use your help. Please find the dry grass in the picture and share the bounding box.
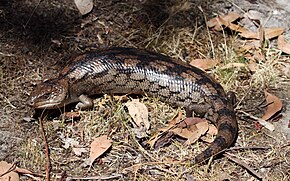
[0,0,289,180]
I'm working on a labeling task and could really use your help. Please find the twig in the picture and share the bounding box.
[64,174,123,180]
[228,146,271,151]
[224,153,263,180]
[237,110,275,131]
[23,0,41,28]
[38,117,51,181]
[198,6,215,58]
[23,174,42,181]
[0,52,16,57]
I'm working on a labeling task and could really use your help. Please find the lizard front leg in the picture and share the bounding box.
[75,95,94,110]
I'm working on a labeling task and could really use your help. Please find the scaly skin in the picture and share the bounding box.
[27,47,238,164]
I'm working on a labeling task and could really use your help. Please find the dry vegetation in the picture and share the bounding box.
[0,0,289,180]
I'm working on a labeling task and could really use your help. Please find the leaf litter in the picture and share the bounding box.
[148,111,217,148]
[89,135,112,166]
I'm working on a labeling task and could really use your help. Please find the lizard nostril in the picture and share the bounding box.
[26,99,34,106]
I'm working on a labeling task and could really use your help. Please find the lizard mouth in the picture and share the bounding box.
[33,101,63,109]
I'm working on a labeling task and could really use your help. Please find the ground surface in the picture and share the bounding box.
[0,0,289,180]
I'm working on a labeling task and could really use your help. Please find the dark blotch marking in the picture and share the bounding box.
[217,107,235,117]
[213,136,227,147]
[219,123,237,135]
[198,147,213,159]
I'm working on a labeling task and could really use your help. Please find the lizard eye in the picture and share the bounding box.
[40,93,52,100]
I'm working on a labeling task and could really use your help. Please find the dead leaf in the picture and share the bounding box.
[248,61,257,72]
[61,112,81,119]
[220,62,247,70]
[207,12,241,31]
[74,0,93,15]
[262,91,283,121]
[239,40,261,51]
[0,161,20,181]
[178,117,206,127]
[89,135,112,165]
[152,131,175,149]
[239,28,284,39]
[201,124,217,143]
[218,17,247,32]
[168,111,184,127]
[171,119,209,145]
[265,28,284,39]
[278,35,290,54]
[113,95,129,102]
[172,127,195,139]
[207,124,218,136]
[185,120,209,145]
[189,59,219,70]
[147,111,182,148]
[125,99,150,130]
[239,29,259,39]
[147,132,162,148]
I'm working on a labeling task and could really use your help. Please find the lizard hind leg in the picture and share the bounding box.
[185,103,212,118]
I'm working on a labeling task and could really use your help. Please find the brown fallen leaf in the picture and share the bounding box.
[152,131,175,149]
[149,115,212,148]
[89,135,112,165]
[262,91,283,121]
[207,12,241,31]
[189,59,219,70]
[240,29,258,39]
[265,28,285,39]
[217,16,247,32]
[147,111,182,148]
[168,111,183,127]
[177,117,206,128]
[113,95,129,102]
[171,118,209,145]
[61,112,81,120]
[172,127,195,139]
[147,132,162,148]
[220,62,247,70]
[74,0,93,15]
[278,35,290,54]
[201,124,218,143]
[0,161,20,181]
[246,59,258,72]
[239,28,284,40]
[125,99,150,130]
[185,120,209,145]
[240,40,261,51]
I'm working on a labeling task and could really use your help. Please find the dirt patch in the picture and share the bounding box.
[0,0,289,180]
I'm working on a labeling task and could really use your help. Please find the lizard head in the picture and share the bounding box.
[27,79,69,109]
